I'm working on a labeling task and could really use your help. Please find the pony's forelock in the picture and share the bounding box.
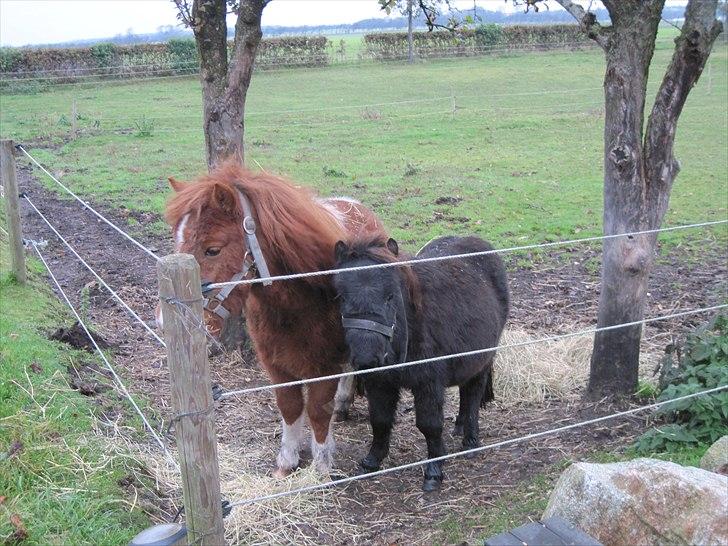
[165,161,347,280]
[337,236,422,316]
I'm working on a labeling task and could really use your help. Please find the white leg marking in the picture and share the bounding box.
[311,419,336,474]
[155,305,164,330]
[334,374,355,418]
[276,413,305,471]
[174,213,189,251]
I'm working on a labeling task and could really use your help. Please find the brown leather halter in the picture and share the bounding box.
[201,190,272,320]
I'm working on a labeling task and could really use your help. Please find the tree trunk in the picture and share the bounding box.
[407,0,414,64]
[588,2,663,396]
[588,0,722,396]
[191,0,264,170]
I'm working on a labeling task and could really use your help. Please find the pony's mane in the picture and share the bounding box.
[339,235,422,315]
[166,161,346,281]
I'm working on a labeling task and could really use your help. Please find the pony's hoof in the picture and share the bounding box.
[452,423,464,436]
[272,466,295,479]
[333,410,349,422]
[422,476,443,492]
[462,438,480,458]
[359,455,381,473]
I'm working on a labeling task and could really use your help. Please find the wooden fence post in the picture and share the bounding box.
[0,139,26,284]
[71,98,78,139]
[158,254,225,546]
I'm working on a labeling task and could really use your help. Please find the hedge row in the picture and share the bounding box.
[361,24,593,60]
[0,36,329,81]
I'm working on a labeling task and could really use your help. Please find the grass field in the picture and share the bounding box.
[0,237,151,544]
[1,37,726,251]
[1,37,726,544]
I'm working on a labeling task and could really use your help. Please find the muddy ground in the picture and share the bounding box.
[15,163,727,544]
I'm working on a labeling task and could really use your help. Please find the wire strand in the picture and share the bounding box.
[207,219,728,290]
[18,146,160,262]
[219,304,727,398]
[24,195,166,348]
[31,242,179,471]
[227,384,727,507]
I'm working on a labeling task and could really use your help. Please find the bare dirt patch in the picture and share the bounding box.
[16,165,727,544]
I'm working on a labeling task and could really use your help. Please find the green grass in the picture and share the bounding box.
[1,41,725,252]
[0,237,151,544]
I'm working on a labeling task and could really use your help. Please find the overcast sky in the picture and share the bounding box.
[0,0,686,48]
[0,0,530,47]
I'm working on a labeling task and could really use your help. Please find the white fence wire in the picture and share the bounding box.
[207,220,728,290]
[226,384,728,508]
[30,242,179,471]
[24,195,166,347]
[219,304,727,398]
[18,146,161,261]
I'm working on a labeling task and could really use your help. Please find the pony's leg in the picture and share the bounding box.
[460,369,488,454]
[306,378,339,474]
[413,386,446,492]
[360,382,400,472]
[333,374,355,422]
[453,386,467,436]
[269,369,305,478]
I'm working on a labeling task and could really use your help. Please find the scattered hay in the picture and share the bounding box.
[139,442,358,545]
[494,327,659,405]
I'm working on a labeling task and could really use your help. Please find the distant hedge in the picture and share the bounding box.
[362,24,593,60]
[0,36,329,83]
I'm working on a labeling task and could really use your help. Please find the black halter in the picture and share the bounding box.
[341,316,395,341]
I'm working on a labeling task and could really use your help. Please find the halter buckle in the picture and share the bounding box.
[243,216,256,235]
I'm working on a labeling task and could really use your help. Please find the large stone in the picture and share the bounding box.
[543,458,728,546]
[701,435,728,475]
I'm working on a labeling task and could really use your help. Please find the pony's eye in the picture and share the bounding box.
[386,294,394,302]
[205,247,221,257]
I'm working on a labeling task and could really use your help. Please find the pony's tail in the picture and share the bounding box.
[481,369,494,408]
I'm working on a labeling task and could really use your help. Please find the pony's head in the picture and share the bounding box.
[158,161,346,337]
[333,237,412,371]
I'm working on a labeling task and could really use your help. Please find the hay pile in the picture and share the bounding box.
[493,326,659,405]
[138,443,356,545]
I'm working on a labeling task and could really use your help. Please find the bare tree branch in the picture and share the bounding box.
[173,0,194,27]
[551,0,611,49]
[644,0,723,194]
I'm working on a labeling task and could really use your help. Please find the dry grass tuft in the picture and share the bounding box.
[494,327,659,405]
[137,441,356,545]
[218,445,358,545]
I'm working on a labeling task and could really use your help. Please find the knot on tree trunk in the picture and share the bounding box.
[609,144,635,172]
[616,236,652,276]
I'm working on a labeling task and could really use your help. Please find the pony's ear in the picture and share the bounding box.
[334,240,348,262]
[211,183,238,214]
[168,177,189,193]
[386,238,399,256]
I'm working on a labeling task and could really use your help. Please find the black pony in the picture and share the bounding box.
[333,235,509,491]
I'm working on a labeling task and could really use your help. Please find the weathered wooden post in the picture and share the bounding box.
[157,254,225,545]
[0,139,26,284]
[71,98,78,139]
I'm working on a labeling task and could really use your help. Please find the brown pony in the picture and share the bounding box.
[159,161,385,476]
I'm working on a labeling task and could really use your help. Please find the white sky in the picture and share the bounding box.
[0,0,524,47]
[0,0,686,48]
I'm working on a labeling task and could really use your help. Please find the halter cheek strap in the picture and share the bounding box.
[201,188,273,320]
[341,317,395,341]
[238,190,272,286]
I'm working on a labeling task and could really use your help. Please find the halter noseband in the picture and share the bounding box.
[201,189,272,320]
[341,316,395,342]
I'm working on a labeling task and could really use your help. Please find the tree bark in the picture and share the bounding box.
[587,0,722,396]
[189,0,265,169]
